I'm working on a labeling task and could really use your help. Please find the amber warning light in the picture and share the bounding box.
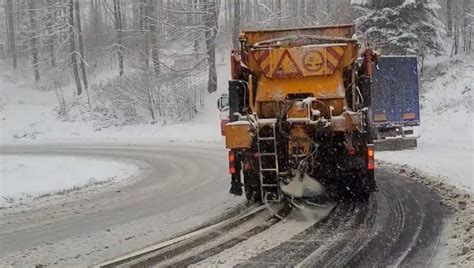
[367,145,375,170]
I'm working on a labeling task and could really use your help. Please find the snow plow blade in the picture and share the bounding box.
[374,137,417,151]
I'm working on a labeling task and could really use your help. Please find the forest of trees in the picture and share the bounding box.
[0,0,472,124]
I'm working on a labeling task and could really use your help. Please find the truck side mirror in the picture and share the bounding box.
[217,95,229,111]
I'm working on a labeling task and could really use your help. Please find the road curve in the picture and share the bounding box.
[0,143,245,266]
[0,144,447,267]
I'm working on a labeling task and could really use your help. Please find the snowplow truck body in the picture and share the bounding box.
[221,24,377,203]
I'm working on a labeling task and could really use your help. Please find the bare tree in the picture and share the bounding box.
[149,0,160,76]
[69,0,83,95]
[233,0,241,49]
[447,0,453,37]
[28,0,40,81]
[450,0,472,55]
[75,0,88,91]
[193,0,200,51]
[113,0,125,76]
[5,0,17,69]
[224,0,230,31]
[90,0,103,48]
[139,0,150,68]
[203,0,218,93]
[462,0,472,52]
[46,0,56,67]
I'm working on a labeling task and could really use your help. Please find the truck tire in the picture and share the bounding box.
[335,157,372,202]
[243,170,262,203]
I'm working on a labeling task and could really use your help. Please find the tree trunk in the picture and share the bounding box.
[139,0,149,68]
[75,0,88,90]
[5,0,17,69]
[194,0,199,51]
[91,0,102,47]
[452,1,462,56]
[113,0,125,76]
[233,0,240,49]
[462,0,472,52]
[47,0,56,67]
[224,0,230,31]
[28,0,40,81]
[69,0,83,95]
[447,0,453,37]
[149,0,160,76]
[204,0,218,93]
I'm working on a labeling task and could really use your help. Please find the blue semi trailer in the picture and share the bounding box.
[371,56,420,150]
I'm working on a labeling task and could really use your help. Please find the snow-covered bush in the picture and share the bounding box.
[63,69,206,130]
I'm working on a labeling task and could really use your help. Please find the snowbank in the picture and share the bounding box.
[0,155,139,206]
[378,54,473,193]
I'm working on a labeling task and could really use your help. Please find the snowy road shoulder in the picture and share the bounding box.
[0,154,140,207]
[377,160,473,267]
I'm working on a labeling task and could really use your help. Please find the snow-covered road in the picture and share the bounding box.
[0,143,471,267]
[0,143,244,267]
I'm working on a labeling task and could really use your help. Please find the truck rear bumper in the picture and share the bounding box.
[374,137,417,151]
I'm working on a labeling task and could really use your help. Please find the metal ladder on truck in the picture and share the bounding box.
[256,120,281,202]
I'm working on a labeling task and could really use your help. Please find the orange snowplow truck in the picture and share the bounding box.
[217,24,377,203]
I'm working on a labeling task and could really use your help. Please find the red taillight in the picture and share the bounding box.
[229,151,236,174]
[367,145,375,170]
[368,160,375,170]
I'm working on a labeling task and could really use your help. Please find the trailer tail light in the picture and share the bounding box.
[403,112,416,120]
[367,145,375,170]
[229,151,236,174]
[374,113,387,122]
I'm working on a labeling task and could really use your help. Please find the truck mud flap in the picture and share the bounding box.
[374,137,417,151]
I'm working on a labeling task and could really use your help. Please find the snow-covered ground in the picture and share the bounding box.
[0,154,139,207]
[0,60,227,145]
[377,54,473,193]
